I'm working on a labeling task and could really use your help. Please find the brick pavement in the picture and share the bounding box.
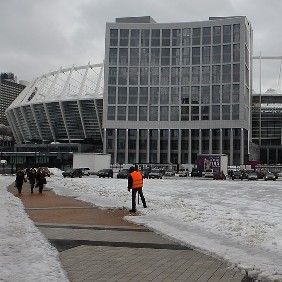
[8,182,248,281]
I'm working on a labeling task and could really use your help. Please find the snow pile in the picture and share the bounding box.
[49,167,63,177]
[48,177,282,281]
[0,176,68,282]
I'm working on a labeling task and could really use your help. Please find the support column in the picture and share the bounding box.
[125,129,128,164]
[240,128,244,165]
[146,129,150,163]
[103,129,107,154]
[230,129,234,165]
[209,129,212,154]
[136,129,139,163]
[188,129,192,164]
[114,129,117,164]
[219,128,223,154]
[178,129,182,164]
[199,129,202,155]
[157,129,160,163]
[168,129,171,163]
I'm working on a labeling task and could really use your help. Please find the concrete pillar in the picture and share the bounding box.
[114,129,117,164]
[157,129,160,163]
[230,128,234,165]
[240,128,244,165]
[146,129,150,163]
[125,129,128,164]
[188,129,192,164]
[103,129,107,153]
[178,129,182,164]
[209,129,212,154]
[219,128,223,154]
[136,129,139,163]
[199,129,202,154]
[168,129,171,163]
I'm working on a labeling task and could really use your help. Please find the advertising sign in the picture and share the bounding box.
[196,155,221,173]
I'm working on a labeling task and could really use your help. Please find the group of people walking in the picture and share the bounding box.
[15,167,47,195]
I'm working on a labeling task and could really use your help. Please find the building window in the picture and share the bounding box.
[107,106,115,120]
[117,106,126,120]
[160,87,169,104]
[222,65,231,83]
[232,84,239,103]
[160,67,170,85]
[201,106,209,120]
[191,106,199,120]
[222,105,230,120]
[170,106,179,121]
[118,87,127,104]
[150,67,159,85]
[191,86,200,104]
[151,29,160,46]
[202,27,211,44]
[128,87,138,104]
[182,28,191,45]
[108,67,117,85]
[171,87,179,104]
[172,29,181,46]
[140,48,149,65]
[213,26,221,44]
[172,48,180,65]
[223,25,231,43]
[141,29,150,47]
[181,106,189,121]
[181,67,190,85]
[139,87,148,104]
[130,29,140,46]
[130,48,139,66]
[151,48,160,65]
[202,46,211,64]
[171,67,180,85]
[161,48,170,65]
[129,67,139,85]
[160,106,169,121]
[109,48,117,65]
[192,47,200,65]
[110,29,118,46]
[212,65,221,83]
[108,87,116,104]
[212,85,220,103]
[233,44,240,62]
[212,105,220,120]
[149,106,158,121]
[139,106,147,121]
[232,104,239,120]
[222,84,231,103]
[192,28,201,45]
[118,67,128,85]
[140,67,149,85]
[202,66,210,84]
[182,47,190,65]
[128,106,137,121]
[212,45,221,64]
[233,64,240,82]
[192,66,200,84]
[181,86,190,104]
[233,24,240,42]
[162,29,171,46]
[201,86,210,104]
[150,87,159,104]
[223,45,231,63]
[120,29,129,46]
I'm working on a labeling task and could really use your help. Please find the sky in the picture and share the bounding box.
[1,0,282,92]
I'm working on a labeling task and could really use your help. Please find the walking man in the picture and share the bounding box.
[128,166,147,213]
[27,167,37,193]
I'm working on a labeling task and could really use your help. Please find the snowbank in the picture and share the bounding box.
[48,167,63,177]
[0,176,68,282]
[48,177,282,281]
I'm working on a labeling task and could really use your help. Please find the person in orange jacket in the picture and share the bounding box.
[128,166,147,213]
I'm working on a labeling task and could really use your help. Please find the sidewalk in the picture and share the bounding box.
[8,182,247,282]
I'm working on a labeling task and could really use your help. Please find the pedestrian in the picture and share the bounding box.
[27,167,37,194]
[15,168,26,195]
[128,166,147,213]
[36,169,46,194]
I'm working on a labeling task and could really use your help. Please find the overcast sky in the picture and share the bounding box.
[1,0,282,92]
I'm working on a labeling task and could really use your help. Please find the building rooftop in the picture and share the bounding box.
[115,16,156,23]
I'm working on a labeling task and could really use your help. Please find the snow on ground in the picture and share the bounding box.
[0,176,68,282]
[48,175,282,281]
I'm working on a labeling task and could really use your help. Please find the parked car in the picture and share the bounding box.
[141,168,151,179]
[178,170,189,177]
[38,167,51,177]
[264,172,276,181]
[148,169,163,179]
[247,172,258,181]
[191,168,202,177]
[213,171,226,180]
[204,169,214,178]
[80,167,90,176]
[62,168,83,178]
[97,169,113,178]
[164,170,175,177]
[117,169,129,179]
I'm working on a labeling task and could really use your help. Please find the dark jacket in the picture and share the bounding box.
[15,171,25,187]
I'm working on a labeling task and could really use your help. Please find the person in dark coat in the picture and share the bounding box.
[36,169,46,194]
[27,167,37,193]
[15,169,26,195]
[128,166,147,213]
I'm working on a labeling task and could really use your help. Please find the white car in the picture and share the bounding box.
[204,169,214,178]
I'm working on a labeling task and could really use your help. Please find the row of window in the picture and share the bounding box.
[109,24,240,47]
[109,44,241,66]
[108,84,240,105]
[107,104,240,121]
[108,64,240,85]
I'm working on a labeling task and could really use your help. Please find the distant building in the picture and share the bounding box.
[0,73,25,125]
[103,16,253,165]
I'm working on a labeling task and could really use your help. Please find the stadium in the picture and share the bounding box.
[5,63,104,146]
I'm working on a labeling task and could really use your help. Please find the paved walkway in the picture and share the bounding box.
[8,182,248,282]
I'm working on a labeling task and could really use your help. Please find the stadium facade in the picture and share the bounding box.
[103,16,253,165]
[5,64,104,150]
